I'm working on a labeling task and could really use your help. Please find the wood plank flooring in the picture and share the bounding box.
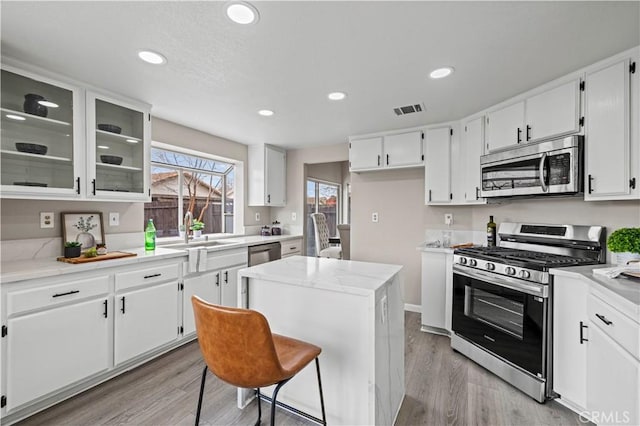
[18,312,585,426]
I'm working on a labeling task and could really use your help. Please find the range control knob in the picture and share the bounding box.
[459,257,467,265]
[469,259,478,267]
[505,267,516,276]
[486,262,495,271]
[519,270,531,279]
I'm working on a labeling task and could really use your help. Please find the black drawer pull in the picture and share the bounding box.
[579,321,588,344]
[52,290,79,298]
[103,300,108,318]
[144,273,161,279]
[91,178,96,196]
[386,154,389,165]
[526,125,531,141]
[76,177,81,195]
[216,273,220,287]
[224,271,228,284]
[289,246,297,250]
[595,313,613,326]
[121,296,126,314]
[517,127,522,143]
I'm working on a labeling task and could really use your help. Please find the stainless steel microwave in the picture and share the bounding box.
[480,135,583,198]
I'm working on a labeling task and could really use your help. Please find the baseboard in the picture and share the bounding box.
[404,303,421,313]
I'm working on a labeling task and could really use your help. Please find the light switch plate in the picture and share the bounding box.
[291,212,297,221]
[444,213,453,225]
[255,212,261,222]
[109,212,120,226]
[40,212,54,228]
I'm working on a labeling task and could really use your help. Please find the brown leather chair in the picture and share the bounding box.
[192,296,327,426]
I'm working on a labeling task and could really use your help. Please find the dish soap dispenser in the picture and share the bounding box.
[145,218,156,251]
[487,216,497,247]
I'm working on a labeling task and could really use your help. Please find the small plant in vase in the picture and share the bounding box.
[64,241,82,258]
[190,219,205,238]
[73,215,98,249]
[607,228,640,266]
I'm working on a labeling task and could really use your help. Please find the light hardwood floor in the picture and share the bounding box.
[19,312,585,426]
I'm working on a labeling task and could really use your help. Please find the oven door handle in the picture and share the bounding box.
[539,152,548,192]
[453,265,548,298]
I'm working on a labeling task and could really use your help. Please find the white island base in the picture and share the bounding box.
[237,256,405,425]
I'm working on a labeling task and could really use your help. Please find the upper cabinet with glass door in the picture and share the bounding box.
[86,92,151,201]
[1,67,83,198]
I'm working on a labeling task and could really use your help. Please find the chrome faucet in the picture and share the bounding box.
[183,211,193,244]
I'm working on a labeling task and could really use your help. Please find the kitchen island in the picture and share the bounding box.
[237,255,405,425]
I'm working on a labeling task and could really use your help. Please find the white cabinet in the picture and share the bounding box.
[182,270,220,336]
[585,57,639,201]
[425,127,452,204]
[486,79,581,152]
[4,275,110,412]
[281,238,303,258]
[220,264,242,307]
[349,131,423,172]
[0,64,151,201]
[552,275,589,411]
[462,117,486,203]
[114,280,179,366]
[248,144,286,206]
[420,250,453,335]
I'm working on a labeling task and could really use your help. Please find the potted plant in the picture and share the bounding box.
[190,219,205,238]
[64,241,82,258]
[607,227,640,266]
[178,224,186,239]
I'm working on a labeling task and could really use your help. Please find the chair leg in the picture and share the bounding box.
[195,365,208,426]
[255,388,262,426]
[315,358,327,426]
[270,378,291,426]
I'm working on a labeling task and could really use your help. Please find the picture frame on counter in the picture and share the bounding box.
[61,211,105,252]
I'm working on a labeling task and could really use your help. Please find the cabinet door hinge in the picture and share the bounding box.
[449,128,453,136]
[579,117,584,127]
[1,395,6,408]
[631,62,636,74]
[579,80,585,91]
[1,325,6,337]
[630,177,636,189]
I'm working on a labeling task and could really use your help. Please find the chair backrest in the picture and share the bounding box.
[311,213,330,254]
[337,224,351,260]
[191,296,285,388]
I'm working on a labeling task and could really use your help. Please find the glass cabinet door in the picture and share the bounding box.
[1,68,81,197]
[87,93,150,200]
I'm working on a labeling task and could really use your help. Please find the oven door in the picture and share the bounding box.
[452,266,547,377]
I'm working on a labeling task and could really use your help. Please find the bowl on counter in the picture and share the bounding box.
[97,124,122,134]
[15,142,48,155]
[100,155,123,165]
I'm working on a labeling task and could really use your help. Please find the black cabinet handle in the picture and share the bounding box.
[103,300,108,318]
[579,321,588,344]
[121,296,126,314]
[216,273,220,287]
[475,187,479,200]
[267,194,271,203]
[526,125,531,141]
[386,154,389,165]
[76,177,81,194]
[377,155,380,166]
[224,271,228,284]
[144,273,161,279]
[428,189,432,202]
[517,127,522,143]
[595,313,613,326]
[91,178,96,195]
[588,174,594,194]
[52,290,79,298]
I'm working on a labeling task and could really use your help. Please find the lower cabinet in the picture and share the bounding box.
[280,238,302,258]
[420,250,453,335]
[114,281,179,366]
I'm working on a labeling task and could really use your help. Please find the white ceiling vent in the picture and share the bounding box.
[393,103,425,116]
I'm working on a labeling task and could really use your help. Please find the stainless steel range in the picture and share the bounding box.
[451,222,605,403]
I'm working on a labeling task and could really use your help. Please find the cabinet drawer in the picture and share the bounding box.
[281,239,302,257]
[7,276,110,316]
[207,248,248,271]
[588,293,639,359]
[115,263,179,292]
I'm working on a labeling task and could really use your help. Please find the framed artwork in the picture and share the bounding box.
[61,212,105,251]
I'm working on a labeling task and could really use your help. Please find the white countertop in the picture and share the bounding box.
[551,265,640,319]
[416,244,455,254]
[1,234,303,284]
[238,255,403,296]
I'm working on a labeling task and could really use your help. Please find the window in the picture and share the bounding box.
[306,179,340,256]
[145,146,235,237]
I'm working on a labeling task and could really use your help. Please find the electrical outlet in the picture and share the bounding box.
[40,212,54,228]
[255,212,261,222]
[109,212,120,226]
[291,212,297,221]
[372,212,379,223]
[444,213,453,226]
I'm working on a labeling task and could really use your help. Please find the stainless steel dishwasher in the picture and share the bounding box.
[248,242,281,266]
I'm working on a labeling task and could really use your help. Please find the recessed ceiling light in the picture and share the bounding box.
[327,92,347,101]
[226,2,260,25]
[429,67,454,79]
[258,109,274,116]
[38,100,59,108]
[6,114,26,121]
[137,50,167,65]
[126,139,139,144]
[97,145,109,150]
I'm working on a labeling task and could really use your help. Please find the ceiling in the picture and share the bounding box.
[2,1,638,149]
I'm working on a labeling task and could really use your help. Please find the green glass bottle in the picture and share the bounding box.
[487,215,497,247]
[145,218,156,251]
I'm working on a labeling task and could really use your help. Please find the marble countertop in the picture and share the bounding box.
[238,255,403,296]
[416,244,455,254]
[1,234,303,284]
[551,265,640,320]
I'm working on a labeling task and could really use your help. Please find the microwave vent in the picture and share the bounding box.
[394,103,424,116]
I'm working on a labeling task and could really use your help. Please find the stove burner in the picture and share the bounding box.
[454,246,596,269]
